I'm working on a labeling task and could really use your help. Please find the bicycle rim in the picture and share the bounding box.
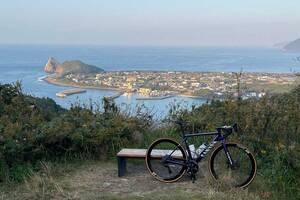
[209,143,256,188]
[146,138,187,183]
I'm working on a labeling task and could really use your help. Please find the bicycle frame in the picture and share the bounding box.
[166,129,234,168]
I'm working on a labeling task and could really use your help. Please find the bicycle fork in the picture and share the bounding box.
[222,141,235,168]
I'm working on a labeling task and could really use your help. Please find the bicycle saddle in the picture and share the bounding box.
[217,123,238,134]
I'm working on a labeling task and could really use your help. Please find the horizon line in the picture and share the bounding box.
[0,43,275,48]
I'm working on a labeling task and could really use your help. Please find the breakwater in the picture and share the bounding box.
[104,91,125,100]
[56,89,87,98]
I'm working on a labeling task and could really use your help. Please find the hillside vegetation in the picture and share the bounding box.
[0,82,299,199]
[56,60,104,75]
[44,57,104,75]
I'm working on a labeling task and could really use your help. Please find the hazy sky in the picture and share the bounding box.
[1,0,300,46]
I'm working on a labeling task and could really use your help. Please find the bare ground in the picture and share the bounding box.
[0,160,262,200]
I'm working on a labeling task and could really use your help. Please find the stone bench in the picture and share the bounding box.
[117,148,183,177]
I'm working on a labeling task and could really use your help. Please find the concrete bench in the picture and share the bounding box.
[117,148,183,177]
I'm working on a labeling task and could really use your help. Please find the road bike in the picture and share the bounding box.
[145,121,257,188]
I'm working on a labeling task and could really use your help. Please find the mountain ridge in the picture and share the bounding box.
[283,38,300,52]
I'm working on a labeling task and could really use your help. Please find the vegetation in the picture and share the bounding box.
[246,82,295,93]
[168,85,300,199]
[0,82,299,199]
[0,82,151,183]
[55,60,104,75]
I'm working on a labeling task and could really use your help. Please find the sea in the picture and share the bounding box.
[0,45,299,118]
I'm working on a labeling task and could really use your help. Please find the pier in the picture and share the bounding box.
[104,92,125,100]
[56,89,86,98]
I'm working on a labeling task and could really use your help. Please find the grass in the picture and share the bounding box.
[0,160,262,200]
[245,82,295,93]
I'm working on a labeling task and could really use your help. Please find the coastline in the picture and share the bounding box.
[42,75,212,100]
[136,95,174,100]
[178,94,208,99]
[43,76,123,92]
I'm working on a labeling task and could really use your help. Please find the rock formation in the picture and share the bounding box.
[44,57,60,73]
[44,58,104,75]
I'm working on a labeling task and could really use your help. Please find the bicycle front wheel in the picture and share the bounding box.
[145,138,187,183]
[209,143,257,188]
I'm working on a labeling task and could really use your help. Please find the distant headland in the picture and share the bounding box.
[43,57,106,97]
[44,57,104,75]
[42,57,298,100]
[283,38,300,52]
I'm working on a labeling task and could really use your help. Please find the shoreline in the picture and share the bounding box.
[43,76,123,92]
[136,95,174,100]
[178,94,207,98]
[42,75,211,100]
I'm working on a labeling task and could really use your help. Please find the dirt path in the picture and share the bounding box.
[0,161,260,200]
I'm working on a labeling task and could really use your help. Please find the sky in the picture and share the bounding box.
[1,0,300,46]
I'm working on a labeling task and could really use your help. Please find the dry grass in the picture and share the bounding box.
[0,160,262,200]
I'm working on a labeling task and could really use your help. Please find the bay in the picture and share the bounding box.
[0,45,299,118]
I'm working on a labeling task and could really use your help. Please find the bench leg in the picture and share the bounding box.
[118,157,127,177]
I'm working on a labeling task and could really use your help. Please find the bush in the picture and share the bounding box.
[1,82,299,199]
[0,83,151,182]
[168,85,300,199]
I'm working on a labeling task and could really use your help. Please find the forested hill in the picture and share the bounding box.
[44,57,104,75]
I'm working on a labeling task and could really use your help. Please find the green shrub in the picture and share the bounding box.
[0,83,151,181]
[0,82,299,199]
[168,85,300,199]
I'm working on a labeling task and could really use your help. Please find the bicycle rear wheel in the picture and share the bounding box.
[145,138,187,183]
[209,143,257,188]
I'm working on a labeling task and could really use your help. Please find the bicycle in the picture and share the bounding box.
[145,121,257,188]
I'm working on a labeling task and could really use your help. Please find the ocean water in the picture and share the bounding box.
[0,45,299,117]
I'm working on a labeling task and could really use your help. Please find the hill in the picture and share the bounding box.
[0,82,299,199]
[273,41,289,49]
[283,38,300,52]
[44,58,104,75]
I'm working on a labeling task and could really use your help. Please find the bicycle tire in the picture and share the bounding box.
[145,138,187,183]
[209,142,257,188]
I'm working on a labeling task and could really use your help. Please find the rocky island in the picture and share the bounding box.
[43,57,105,97]
[44,57,104,75]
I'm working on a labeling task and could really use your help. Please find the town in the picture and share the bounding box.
[59,71,298,99]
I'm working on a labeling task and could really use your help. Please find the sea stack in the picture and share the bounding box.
[44,57,60,73]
